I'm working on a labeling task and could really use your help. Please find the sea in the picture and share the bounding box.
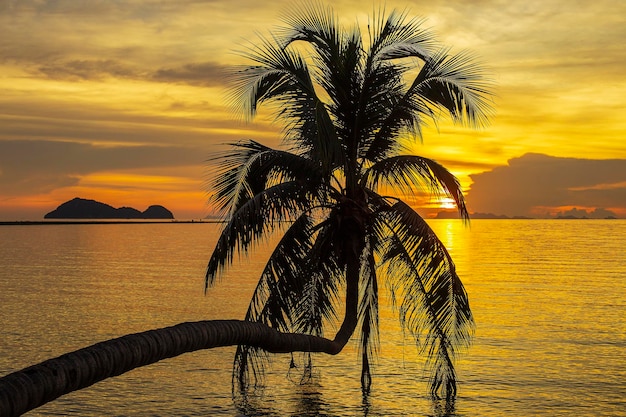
[0,220,624,416]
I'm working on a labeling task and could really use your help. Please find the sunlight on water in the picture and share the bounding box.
[428,220,626,416]
[1,221,625,416]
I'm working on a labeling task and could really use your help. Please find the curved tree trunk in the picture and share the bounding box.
[0,319,349,417]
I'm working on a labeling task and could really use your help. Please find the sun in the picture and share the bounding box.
[438,197,457,210]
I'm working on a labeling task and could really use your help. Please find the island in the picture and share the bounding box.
[44,198,174,219]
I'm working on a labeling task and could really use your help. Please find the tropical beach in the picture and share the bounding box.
[1,1,625,416]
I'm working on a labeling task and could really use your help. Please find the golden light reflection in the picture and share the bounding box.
[426,219,472,273]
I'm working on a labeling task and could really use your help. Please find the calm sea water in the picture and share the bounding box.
[0,220,625,416]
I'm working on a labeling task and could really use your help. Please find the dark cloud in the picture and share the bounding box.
[0,140,204,195]
[37,59,139,81]
[33,59,228,86]
[152,61,227,87]
[0,98,247,147]
[34,59,227,86]
[0,0,117,14]
[467,153,626,217]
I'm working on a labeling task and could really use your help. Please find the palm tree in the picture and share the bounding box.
[0,5,492,416]
[208,3,491,400]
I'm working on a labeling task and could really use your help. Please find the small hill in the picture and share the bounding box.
[44,198,174,219]
[143,205,175,219]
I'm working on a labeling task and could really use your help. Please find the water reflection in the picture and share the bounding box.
[234,384,330,417]
[234,373,459,417]
[430,398,456,417]
[292,382,330,417]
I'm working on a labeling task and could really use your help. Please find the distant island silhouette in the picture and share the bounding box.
[44,197,174,219]
[435,207,618,219]
[435,211,532,219]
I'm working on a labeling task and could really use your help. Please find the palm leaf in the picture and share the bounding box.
[369,8,433,61]
[373,200,473,398]
[230,34,315,118]
[209,140,321,216]
[366,47,493,161]
[230,36,345,173]
[364,69,435,161]
[360,11,435,161]
[233,214,344,391]
[205,181,317,288]
[280,3,364,154]
[233,214,315,391]
[365,155,469,220]
[410,48,494,128]
[357,233,379,391]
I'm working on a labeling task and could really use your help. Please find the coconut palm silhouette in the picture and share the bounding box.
[0,5,492,416]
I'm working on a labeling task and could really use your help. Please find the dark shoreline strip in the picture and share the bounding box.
[0,220,223,226]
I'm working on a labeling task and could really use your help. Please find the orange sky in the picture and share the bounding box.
[1,0,625,220]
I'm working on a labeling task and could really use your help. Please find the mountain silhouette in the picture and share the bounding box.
[44,197,174,219]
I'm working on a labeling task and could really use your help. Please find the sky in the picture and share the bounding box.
[0,0,625,220]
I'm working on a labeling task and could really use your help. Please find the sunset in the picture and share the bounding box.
[1,2,625,417]
[1,0,624,219]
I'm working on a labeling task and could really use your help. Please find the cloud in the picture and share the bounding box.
[0,140,204,195]
[467,153,626,217]
[37,59,139,81]
[152,61,227,86]
[33,58,227,86]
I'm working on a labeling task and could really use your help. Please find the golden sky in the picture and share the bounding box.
[1,0,625,219]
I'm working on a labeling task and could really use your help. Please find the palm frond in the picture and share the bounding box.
[356,54,406,162]
[410,48,494,128]
[233,214,315,392]
[230,34,315,119]
[280,2,347,86]
[287,99,345,175]
[208,140,322,217]
[230,36,345,173]
[369,8,433,61]
[357,234,379,392]
[373,200,473,399]
[280,3,364,149]
[365,45,493,163]
[364,70,435,161]
[359,11,435,162]
[233,214,344,391]
[365,155,469,220]
[205,181,317,289]
[280,2,340,53]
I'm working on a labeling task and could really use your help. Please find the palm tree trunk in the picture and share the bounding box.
[330,256,360,353]
[0,319,349,417]
[330,193,367,355]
